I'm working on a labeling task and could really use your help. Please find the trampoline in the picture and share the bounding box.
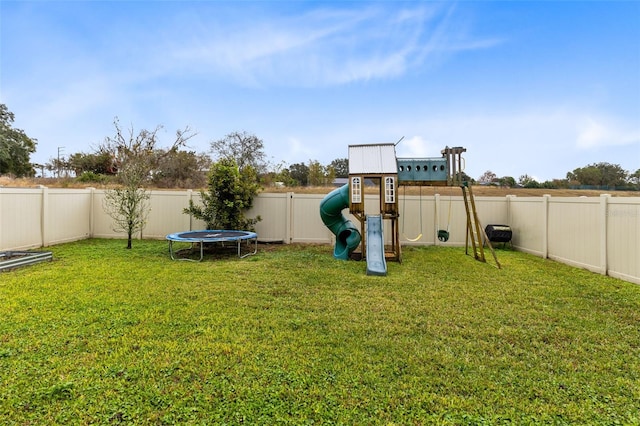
[166,230,258,261]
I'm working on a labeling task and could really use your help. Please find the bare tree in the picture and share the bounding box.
[103,183,151,249]
[478,170,497,185]
[151,150,211,188]
[210,131,266,173]
[101,118,196,248]
[101,118,196,181]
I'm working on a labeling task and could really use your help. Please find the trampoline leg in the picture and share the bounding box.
[168,240,204,262]
[169,240,176,260]
[239,237,258,258]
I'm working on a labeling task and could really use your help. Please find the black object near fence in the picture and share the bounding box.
[485,224,512,247]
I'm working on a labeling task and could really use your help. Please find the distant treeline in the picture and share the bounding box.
[568,185,639,192]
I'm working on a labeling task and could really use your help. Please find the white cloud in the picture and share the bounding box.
[350,107,638,181]
[396,136,439,159]
[277,137,318,165]
[576,117,640,149]
[166,3,502,87]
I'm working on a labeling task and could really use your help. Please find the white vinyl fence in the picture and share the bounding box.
[1,186,638,284]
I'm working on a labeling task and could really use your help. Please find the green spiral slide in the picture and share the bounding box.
[319,184,362,260]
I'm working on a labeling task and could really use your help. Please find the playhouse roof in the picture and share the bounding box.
[348,143,398,175]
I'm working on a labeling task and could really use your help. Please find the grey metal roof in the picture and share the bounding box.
[348,143,398,175]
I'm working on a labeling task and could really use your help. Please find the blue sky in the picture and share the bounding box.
[1,1,639,181]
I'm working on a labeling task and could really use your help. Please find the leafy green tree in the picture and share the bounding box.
[519,174,540,188]
[308,160,325,186]
[568,162,628,187]
[325,164,336,186]
[0,104,37,177]
[68,152,116,176]
[542,179,568,189]
[458,172,473,184]
[630,169,640,189]
[499,176,517,188]
[329,158,349,178]
[273,168,297,187]
[289,162,309,186]
[184,158,261,231]
[262,161,297,187]
[305,160,336,186]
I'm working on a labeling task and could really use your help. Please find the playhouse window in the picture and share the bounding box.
[384,177,395,203]
[351,177,362,203]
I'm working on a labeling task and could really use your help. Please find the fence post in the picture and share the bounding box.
[542,194,550,259]
[40,185,49,247]
[286,192,293,244]
[600,194,610,276]
[186,189,193,231]
[88,187,95,238]
[434,193,441,246]
[506,195,515,226]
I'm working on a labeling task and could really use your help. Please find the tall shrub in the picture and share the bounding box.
[184,158,261,231]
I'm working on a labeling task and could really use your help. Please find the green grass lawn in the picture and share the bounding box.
[1,239,639,425]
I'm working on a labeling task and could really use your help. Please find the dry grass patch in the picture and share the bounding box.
[2,176,638,197]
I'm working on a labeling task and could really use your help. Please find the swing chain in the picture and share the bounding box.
[402,186,423,242]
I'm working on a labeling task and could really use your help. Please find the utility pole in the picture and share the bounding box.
[57,146,65,178]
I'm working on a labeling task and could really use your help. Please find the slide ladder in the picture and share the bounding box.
[461,183,501,269]
[365,214,387,276]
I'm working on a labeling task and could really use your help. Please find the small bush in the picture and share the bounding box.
[77,171,107,183]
